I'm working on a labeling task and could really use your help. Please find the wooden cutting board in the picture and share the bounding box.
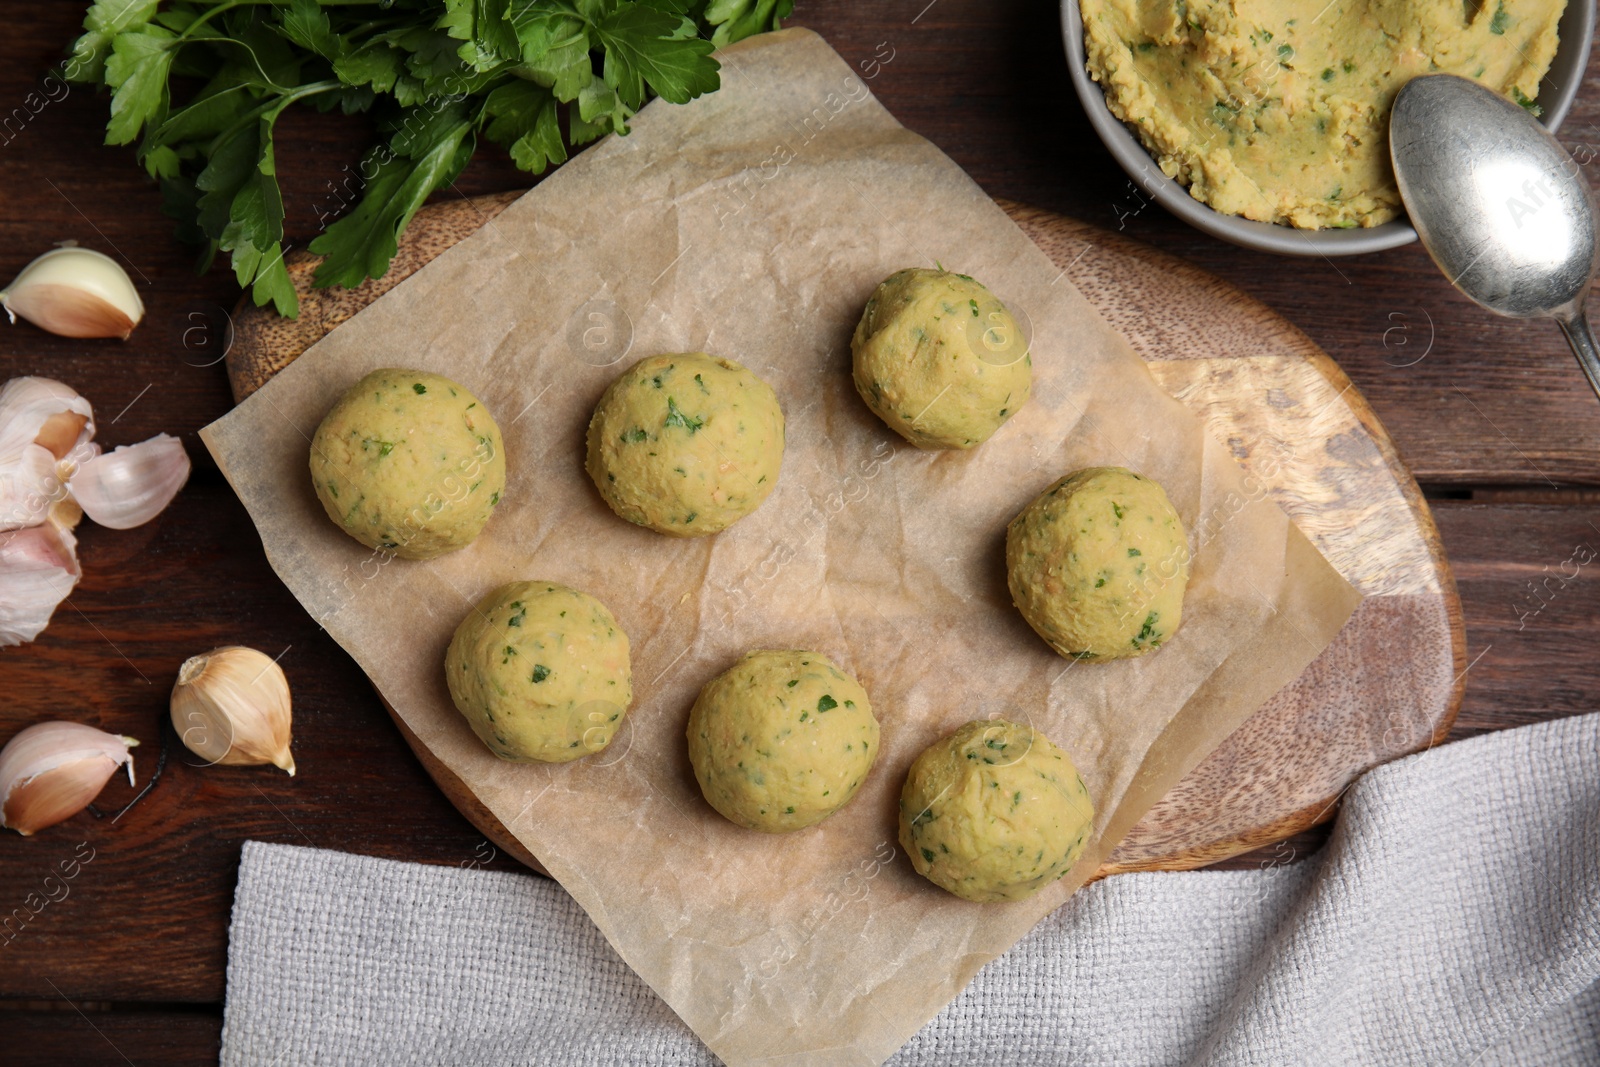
[226,191,1464,876]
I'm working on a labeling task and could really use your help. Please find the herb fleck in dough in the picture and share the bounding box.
[1006,466,1190,661]
[687,650,879,832]
[852,267,1031,450]
[309,369,505,560]
[586,353,784,536]
[446,581,632,763]
[899,719,1095,903]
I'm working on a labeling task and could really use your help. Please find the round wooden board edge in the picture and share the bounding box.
[997,201,1468,872]
[382,695,550,875]
[231,192,1465,876]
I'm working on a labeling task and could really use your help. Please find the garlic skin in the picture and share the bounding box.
[0,247,144,340]
[0,377,97,532]
[0,377,96,457]
[0,721,137,836]
[0,515,81,647]
[171,646,295,775]
[71,433,190,530]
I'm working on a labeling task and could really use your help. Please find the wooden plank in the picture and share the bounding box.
[0,1007,220,1065]
[1435,501,1600,735]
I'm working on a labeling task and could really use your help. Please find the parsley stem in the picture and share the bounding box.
[181,0,376,34]
[206,80,345,156]
[178,0,384,42]
[341,18,411,40]
[176,0,376,42]
[176,0,245,41]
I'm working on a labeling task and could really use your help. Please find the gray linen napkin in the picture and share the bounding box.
[220,711,1600,1066]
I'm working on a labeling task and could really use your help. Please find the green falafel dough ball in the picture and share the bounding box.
[1006,466,1190,661]
[586,353,784,536]
[446,581,632,763]
[687,650,879,832]
[852,268,1031,450]
[310,369,505,560]
[899,719,1095,903]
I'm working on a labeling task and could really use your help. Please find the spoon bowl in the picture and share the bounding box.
[1391,74,1600,399]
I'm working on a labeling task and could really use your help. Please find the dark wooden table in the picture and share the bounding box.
[3,2,1598,1061]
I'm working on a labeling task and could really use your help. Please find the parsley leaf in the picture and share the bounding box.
[104,25,177,145]
[578,76,631,138]
[663,397,704,433]
[222,222,297,317]
[195,104,297,314]
[440,0,522,72]
[705,0,795,47]
[334,43,404,93]
[310,103,477,288]
[512,9,594,100]
[69,0,160,83]
[595,5,717,107]
[277,0,340,59]
[482,79,568,172]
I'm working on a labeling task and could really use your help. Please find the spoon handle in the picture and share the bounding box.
[1557,311,1600,404]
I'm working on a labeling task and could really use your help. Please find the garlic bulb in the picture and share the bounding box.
[0,515,80,647]
[0,246,144,339]
[171,646,295,775]
[0,377,96,532]
[71,433,191,530]
[0,721,137,836]
[0,376,188,645]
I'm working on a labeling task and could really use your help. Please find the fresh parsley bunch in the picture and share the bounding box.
[67,0,792,317]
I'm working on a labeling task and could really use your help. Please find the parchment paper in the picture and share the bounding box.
[202,28,1361,1067]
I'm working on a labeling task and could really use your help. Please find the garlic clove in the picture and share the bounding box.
[50,493,84,533]
[171,646,295,775]
[0,721,137,836]
[35,411,91,460]
[0,444,64,532]
[0,376,97,532]
[9,755,121,833]
[70,433,190,530]
[0,518,80,647]
[0,442,98,535]
[0,247,144,340]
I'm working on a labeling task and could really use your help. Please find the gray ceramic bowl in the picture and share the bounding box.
[1060,0,1596,255]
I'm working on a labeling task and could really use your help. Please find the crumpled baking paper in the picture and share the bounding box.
[203,28,1361,1067]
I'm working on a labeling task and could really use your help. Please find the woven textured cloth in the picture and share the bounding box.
[221,711,1600,1066]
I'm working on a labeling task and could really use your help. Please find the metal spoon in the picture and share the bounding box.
[1390,73,1600,401]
